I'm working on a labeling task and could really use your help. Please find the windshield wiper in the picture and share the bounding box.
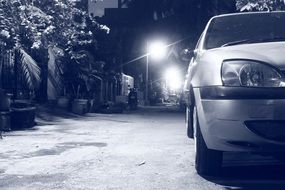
[221,36,285,48]
[255,36,285,43]
[221,39,249,47]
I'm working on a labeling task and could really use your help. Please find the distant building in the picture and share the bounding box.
[88,0,119,17]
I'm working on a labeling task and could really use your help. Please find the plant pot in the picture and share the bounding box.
[10,102,36,130]
[0,111,11,132]
[0,90,11,111]
[72,99,88,115]
[57,97,70,109]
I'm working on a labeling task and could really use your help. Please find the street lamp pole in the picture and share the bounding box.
[145,46,149,105]
[145,40,167,105]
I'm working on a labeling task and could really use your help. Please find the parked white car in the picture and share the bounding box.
[184,11,285,176]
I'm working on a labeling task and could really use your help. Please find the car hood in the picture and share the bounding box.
[204,41,285,70]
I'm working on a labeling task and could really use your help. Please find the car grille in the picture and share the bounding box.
[245,120,285,142]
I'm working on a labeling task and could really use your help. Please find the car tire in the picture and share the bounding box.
[194,106,223,176]
[186,106,194,138]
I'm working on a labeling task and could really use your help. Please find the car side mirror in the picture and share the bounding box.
[181,49,194,62]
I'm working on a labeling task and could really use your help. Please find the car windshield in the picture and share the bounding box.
[204,12,285,49]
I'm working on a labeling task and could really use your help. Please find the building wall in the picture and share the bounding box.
[88,0,118,17]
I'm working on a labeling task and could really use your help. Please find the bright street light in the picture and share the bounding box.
[145,40,167,105]
[165,67,182,90]
[148,41,167,60]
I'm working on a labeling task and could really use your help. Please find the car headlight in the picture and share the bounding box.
[222,60,285,87]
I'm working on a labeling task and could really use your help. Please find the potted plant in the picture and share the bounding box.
[71,85,89,115]
[0,48,40,130]
[63,50,104,115]
[57,87,70,109]
[0,90,11,132]
[9,48,40,130]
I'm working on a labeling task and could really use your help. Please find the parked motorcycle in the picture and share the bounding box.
[128,88,138,110]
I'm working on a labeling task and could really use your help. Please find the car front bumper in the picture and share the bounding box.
[195,86,285,152]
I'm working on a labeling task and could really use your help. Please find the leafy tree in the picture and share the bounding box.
[0,0,41,97]
[0,0,109,100]
[236,0,285,11]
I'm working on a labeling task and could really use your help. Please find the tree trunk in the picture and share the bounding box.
[34,49,48,102]
[13,49,19,100]
[40,50,48,102]
[0,49,3,89]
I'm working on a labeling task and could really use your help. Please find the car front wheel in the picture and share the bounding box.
[186,106,194,138]
[194,106,223,176]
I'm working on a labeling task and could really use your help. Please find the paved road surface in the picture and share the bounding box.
[1,105,285,190]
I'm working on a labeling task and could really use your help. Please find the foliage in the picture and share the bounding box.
[62,50,105,99]
[34,0,109,99]
[0,0,109,96]
[18,48,41,89]
[236,0,285,11]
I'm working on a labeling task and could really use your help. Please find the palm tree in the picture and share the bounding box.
[0,0,41,100]
[0,47,41,100]
[17,48,41,91]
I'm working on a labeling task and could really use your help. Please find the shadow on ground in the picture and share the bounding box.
[36,105,83,122]
[35,104,184,123]
[204,163,285,190]
[35,104,106,126]
[136,104,184,113]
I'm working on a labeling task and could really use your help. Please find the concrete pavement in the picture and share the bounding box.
[0,105,285,190]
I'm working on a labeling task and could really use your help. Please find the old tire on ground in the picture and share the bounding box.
[194,106,222,176]
[186,107,194,138]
